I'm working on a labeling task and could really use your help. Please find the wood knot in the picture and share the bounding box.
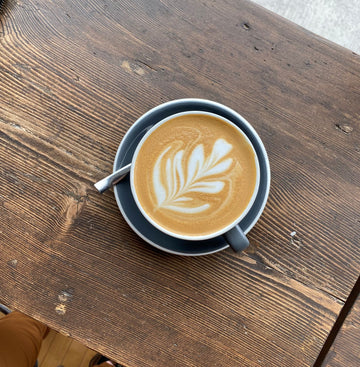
[290,231,303,249]
[121,59,156,76]
[335,123,353,134]
[62,185,89,229]
[55,304,66,315]
[58,289,74,303]
[55,288,74,315]
[7,259,18,269]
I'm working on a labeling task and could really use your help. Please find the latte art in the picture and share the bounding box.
[132,113,258,238]
[153,138,235,214]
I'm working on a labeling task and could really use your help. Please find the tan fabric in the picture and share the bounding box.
[0,311,110,367]
[0,311,48,367]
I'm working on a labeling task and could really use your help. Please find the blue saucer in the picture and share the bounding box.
[113,99,270,255]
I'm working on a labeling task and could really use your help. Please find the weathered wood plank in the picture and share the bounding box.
[323,293,360,366]
[1,0,360,366]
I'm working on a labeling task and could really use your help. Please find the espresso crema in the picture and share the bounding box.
[132,113,258,238]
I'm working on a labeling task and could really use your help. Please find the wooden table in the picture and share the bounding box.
[1,0,359,366]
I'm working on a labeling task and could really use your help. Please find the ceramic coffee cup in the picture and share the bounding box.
[113,99,270,255]
[130,111,260,252]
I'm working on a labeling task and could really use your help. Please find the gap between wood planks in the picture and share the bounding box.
[314,273,360,366]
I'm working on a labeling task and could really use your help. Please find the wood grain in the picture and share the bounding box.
[1,0,360,366]
[323,293,360,366]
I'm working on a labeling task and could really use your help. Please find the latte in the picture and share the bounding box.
[131,112,258,239]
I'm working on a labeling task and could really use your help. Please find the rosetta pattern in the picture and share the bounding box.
[153,138,234,214]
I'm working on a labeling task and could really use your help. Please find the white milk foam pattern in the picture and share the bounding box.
[153,138,235,214]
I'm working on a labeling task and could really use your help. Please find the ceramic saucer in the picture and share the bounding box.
[113,99,270,255]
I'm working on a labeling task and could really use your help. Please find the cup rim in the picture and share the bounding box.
[130,110,261,241]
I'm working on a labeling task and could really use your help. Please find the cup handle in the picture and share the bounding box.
[223,225,250,252]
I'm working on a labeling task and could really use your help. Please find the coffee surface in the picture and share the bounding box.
[133,113,257,237]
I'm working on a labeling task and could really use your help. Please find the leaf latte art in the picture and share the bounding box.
[153,139,234,214]
[132,113,258,238]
